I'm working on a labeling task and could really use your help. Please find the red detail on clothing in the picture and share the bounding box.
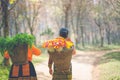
[4,51,10,59]
[22,63,30,76]
[12,65,19,77]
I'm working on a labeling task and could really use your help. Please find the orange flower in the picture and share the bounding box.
[42,37,74,52]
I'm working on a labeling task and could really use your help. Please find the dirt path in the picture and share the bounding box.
[35,61,52,80]
[35,50,120,80]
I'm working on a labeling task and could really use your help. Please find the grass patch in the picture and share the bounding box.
[0,55,10,80]
[0,65,10,80]
[96,51,120,80]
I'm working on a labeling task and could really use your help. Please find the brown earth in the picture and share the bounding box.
[35,50,120,80]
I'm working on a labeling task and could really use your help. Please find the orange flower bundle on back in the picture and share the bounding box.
[42,37,73,52]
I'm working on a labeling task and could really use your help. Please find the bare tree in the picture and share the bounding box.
[1,0,9,37]
[62,0,72,28]
[0,0,18,66]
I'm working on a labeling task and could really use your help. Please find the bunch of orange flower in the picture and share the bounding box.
[42,37,73,52]
[42,37,66,49]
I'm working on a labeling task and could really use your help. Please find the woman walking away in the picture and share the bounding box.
[47,28,76,80]
[4,34,41,80]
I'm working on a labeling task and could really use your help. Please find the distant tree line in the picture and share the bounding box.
[0,0,120,48]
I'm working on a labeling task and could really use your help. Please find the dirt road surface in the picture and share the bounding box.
[35,50,120,80]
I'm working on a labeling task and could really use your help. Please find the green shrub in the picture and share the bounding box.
[0,37,6,55]
[0,33,35,55]
[6,33,35,55]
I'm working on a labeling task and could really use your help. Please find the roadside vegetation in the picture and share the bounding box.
[94,51,120,80]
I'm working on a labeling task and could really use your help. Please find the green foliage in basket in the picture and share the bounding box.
[0,33,35,55]
[0,37,6,55]
[6,33,35,55]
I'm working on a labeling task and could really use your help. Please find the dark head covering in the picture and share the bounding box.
[59,28,69,38]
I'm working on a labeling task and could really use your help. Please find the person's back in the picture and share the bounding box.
[49,48,73,72]
[48,28,76,80]
[4,34,41,80]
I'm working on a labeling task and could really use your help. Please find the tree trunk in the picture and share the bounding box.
[1,0,9,37]
[15,19,19,34]
[99,26,104,47]
[64,0,72,28]
[1,0,10,66]
[75,9,80,47]
[65,10,69,28]
[80,25,85,47]
[106,26,111,45]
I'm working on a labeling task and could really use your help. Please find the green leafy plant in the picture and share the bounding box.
[0,37,6,55]
[7,33,35,55]
[0,33,35,55]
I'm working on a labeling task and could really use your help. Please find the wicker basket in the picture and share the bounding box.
[49,48,73,72]
[10,44,28,64]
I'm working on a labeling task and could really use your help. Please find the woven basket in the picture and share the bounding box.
[49,48,73,72]
[10,44,28,64]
